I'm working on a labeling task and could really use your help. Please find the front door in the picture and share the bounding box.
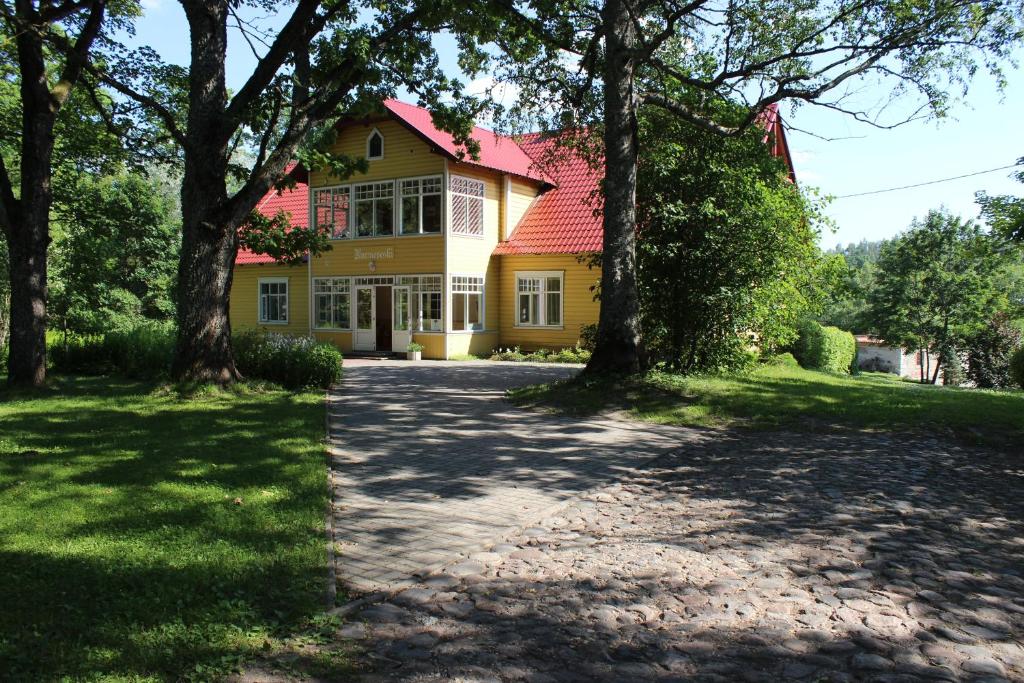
[375,285,392,352]
[354,286,375,350]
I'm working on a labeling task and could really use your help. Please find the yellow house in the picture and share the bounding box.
[231,99,605,359]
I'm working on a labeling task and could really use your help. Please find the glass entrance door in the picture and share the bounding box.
[391,286,411,353]
[354,286,375,350]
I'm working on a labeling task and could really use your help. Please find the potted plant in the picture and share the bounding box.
[406,342,424,361]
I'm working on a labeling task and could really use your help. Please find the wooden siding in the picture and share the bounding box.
[447,162,502,332]
[309,119,444,187]
[447,332,499,358]
[312,235,444,278]
[507,178,539,234]
[231,263,310,336]
[498,253,600,349]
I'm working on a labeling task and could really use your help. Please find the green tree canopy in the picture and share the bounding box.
[977,159,1024,242]
[50,169,180,336]
[866,209,1011,383]
[635,101,832,373]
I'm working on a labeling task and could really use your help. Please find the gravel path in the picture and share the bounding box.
[342,430,1024,682]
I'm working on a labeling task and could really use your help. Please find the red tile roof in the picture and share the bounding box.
[383,99,551,184]
[236,164,308,265]
[493,134,604,255]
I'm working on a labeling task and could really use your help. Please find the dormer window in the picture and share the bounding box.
[367,129,384,160]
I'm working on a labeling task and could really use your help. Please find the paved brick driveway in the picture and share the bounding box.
[327,359,696,592]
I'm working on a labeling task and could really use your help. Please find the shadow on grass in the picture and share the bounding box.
[511,365,1024,447]
[0,376,331,681]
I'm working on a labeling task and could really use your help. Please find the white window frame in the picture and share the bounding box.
[514,271,563,328]
[312,277,352,330]
[354,180,395,238]
[312,184,351,240]
[258,277,289,325]
[449,174,485,237]
[366,128,384,160]
[399,175,443,235]
[450,275,485,333]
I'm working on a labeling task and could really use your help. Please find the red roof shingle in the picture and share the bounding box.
[493,134,604,255]
[236,164,308,265]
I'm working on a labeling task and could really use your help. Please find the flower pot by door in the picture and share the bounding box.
[407,351,422,361]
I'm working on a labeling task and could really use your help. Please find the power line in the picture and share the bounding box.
[832,162,1022,199]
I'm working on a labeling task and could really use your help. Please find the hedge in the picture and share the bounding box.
[48,324,342,389]
[794,320,857,374]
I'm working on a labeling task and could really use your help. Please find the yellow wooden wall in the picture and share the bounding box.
[507,178,539,234]
[309,119,444,187]
[231,263,310,335]
[498,253,600,349]
[447,162,502,334]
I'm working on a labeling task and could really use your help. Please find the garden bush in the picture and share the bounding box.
[489,346,591,364]
[233,331,342,389]
[49,322,174,379]
[1010,346,1024,390]
[794,320,856,374]
[966,313,1023,389]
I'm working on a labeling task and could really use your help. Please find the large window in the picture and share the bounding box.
[354,181,394,237]
[398,275,443,331]
[450,175,484,236]
[400,177,443,234]
[314,186,350,239]
[516,272,562,327]
[259,278,288,324]
[451,275,484,331]
[313,277,351,329]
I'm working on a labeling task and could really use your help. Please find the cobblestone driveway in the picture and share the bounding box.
[341,427,1024,681]
[328,360,694,592]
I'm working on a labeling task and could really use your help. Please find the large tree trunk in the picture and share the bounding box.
[585,0,643,376]
[5,25,57,387]
[5,221,49,387]
[170,0,241,384]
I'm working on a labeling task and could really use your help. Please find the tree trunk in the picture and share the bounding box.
[584,0,643,376]
[5,224,49,386]
[170,0,241,384]
[5,26,57,387]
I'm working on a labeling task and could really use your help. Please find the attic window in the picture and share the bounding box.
[367,129,384,160]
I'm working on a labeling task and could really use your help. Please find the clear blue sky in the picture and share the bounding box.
[129,1,1024,249]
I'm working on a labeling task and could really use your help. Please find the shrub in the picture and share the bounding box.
[1010,346,1024,390]
[966,313,1023,389]
[488,345,591,364]
[578,324,598,352]
[105,322,175,379]
[763,352,801,368]
[49,323,174,379]
[233,331,342,389]
[794,320,856,374]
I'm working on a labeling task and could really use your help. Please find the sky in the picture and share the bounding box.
[128,1,1024,249]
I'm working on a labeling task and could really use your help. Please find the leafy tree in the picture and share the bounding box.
[866,210,1008,384]
[819,240,886,332]
[50,169,180,337]
[0,0,134,386]
[494,0,1023,375]
[966,312,1023,389]
[977,158,1024,242]
[634,101,831,372]
[86,0,510,383]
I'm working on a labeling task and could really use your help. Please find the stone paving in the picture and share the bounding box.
[327,359,697,592]
[343,429,1024,682]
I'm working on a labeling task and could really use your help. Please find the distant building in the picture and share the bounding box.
[855,335,940,381]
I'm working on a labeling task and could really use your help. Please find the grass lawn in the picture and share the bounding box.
[510,360,1024,446]
[0,376,345,681]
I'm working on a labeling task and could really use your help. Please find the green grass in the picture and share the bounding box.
[510,361,1024,446]
[0,375,347,681]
